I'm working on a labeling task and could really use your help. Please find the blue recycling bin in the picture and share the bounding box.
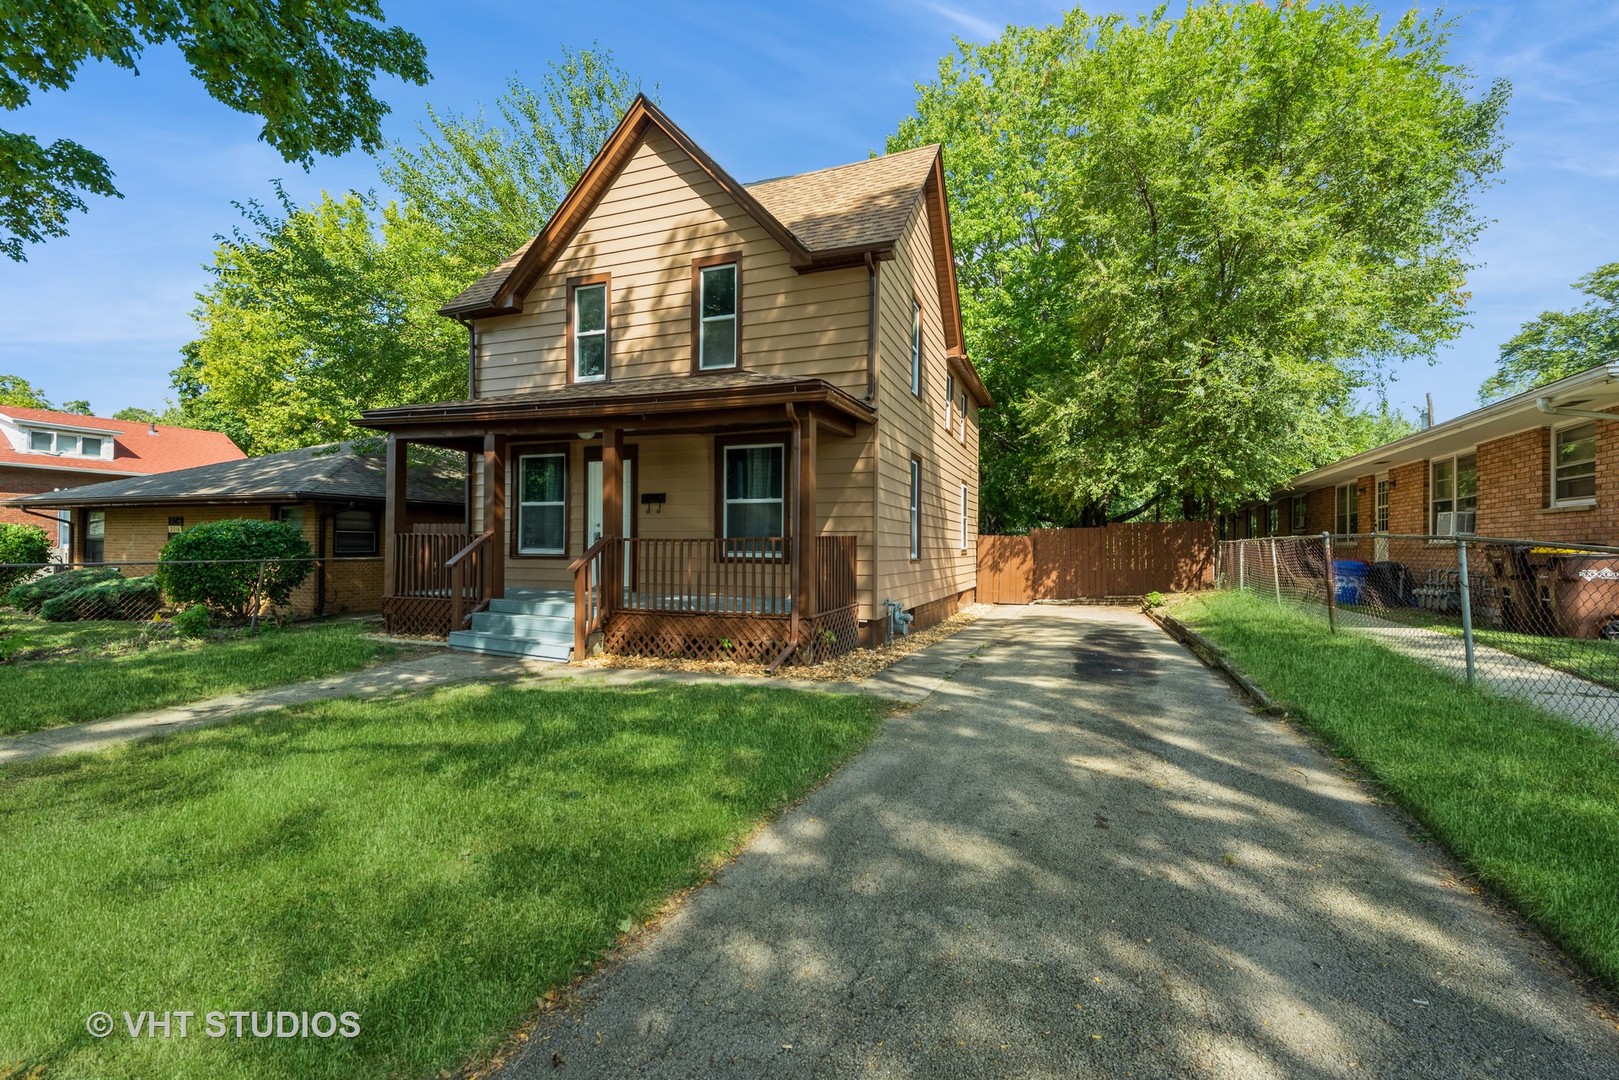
[1333,560,1369,605]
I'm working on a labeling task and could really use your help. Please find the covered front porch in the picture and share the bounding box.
[357,373,873,666]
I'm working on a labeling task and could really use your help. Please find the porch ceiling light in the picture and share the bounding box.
[577,430,601,441]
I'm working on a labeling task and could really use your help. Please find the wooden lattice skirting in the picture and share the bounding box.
[382,595,452,637]
[602,607,860,666]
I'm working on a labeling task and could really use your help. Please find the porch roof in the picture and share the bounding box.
[353,372,877,440]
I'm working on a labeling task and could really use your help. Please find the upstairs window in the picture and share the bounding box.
[81,436,104,457]
[25,429,107,457]
[571,278,609,382]
[945,373,955,429]
[28,430,51,452]
[1553,422,1597,504]
[695,259,739,370]
[958,391,969,442]
[910,298,922,396]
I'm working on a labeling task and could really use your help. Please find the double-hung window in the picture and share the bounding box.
[696,259,739,370]
[333,510,378,555]
[958,392,968,443]
[517,452,567,556]
[945,374,955,430]
[1335,482,1358,535]
[910,298,922,396]
[909,457,922,559]
[83,510,105,562]
[1375,475,1390,533]
[722,444,784,557]
[1291,495,1307,532]
[1553,422,1597,504]
[1431,453,1477,535]
[959,483,969,551]
[571,278,608,382]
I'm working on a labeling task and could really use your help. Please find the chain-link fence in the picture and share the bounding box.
[0,558,385,626]
[1217,533,1619,736]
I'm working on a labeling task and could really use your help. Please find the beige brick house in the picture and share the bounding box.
[355,96,990,664]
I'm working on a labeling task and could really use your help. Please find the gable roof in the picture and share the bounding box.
[744,144,938,256]
[0,406,242,477]
[6,442,463,509]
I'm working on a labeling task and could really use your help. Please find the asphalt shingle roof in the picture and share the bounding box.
[6,442,463,508]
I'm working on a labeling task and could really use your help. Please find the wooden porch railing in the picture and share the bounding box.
[446,530,496,631]
[619,537,792,615]
[392,531,477,598]
[568,536,614,659]
[815,533,858,614]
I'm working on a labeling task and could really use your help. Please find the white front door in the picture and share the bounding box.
[586,457,634,586]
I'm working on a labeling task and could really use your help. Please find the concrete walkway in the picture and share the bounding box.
[498,606,1619,1080]
[0,628,986,767]
[1334,607,1619,736]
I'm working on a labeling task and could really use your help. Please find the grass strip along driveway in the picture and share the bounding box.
[0,619,395,736]
[1174,590,1619,991]
[0,681,886,1079]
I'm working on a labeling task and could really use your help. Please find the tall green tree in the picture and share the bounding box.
[180,47,646,453]
[1479,262,1619,401]
[892,2,1507,530]
[0,374,49,408]
[1,1,429,260]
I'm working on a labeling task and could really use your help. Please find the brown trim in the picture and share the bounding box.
[864,254,879,402]
[565,273,612,385]
[690,252,744,374]
[442,95,812,318]
[509,442,572,560]
[909,453,924,562]
[713,432,793,551]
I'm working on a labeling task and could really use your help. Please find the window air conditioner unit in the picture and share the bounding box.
[1455,511,1476,535]
[1435,511,1454,536]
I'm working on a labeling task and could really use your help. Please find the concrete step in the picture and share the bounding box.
[447,630,571,663]
[488,595,576,619]
[469,610,574,640]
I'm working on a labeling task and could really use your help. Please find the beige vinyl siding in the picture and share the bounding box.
[476,129,869,397]
[816,426,879,620]
[874,209,979,613]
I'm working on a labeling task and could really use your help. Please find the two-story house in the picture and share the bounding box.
[356,97,990,665]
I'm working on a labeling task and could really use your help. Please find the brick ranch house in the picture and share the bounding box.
[1225,361,1619,545]
[6,443,464,618]
[355,96,991,665]
[0,406,243,556]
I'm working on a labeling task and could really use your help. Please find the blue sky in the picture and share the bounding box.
[2,1,1616,427]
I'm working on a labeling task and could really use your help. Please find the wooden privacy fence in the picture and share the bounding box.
[977,522,1215,603]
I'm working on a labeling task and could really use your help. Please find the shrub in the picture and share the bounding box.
[171,603,211,638]
[39,576,161,622]
[0,523,51,593]
[6,567,123,613]
[156,520,313,618]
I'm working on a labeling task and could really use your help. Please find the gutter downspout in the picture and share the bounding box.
[787,403,802,649]
[1535,398,1619,423]
[864,253,879,403]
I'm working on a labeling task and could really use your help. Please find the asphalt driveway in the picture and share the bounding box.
[500,605,1619,1079]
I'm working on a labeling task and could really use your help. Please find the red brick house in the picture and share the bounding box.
[0,406,243,555]
[1226,362,1619,545]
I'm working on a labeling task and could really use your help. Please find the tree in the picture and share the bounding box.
[1,1,429,260]
[181,47,646,453]
[1479,262,1619,401]
[891,3,1507,530]
[0,374,49,408]
[59,399,91,415]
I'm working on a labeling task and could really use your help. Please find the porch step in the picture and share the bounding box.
[469,611,574,639]
[488,594,575,619]
[447,629,572,663]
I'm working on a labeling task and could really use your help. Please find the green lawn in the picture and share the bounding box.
[0,617,398,737]
[0,681,886,1079]
[1174,590,1619,990]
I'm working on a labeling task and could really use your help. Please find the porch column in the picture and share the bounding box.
[603,426,624,604]
[383,435,408,595]
[795,409,819,619]
[483,433,507,600]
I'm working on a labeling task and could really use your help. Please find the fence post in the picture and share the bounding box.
[1322,532,1337,634]
[1269,538,1282,603]
[1238,542,1246,592]
[1457,539,1476,686]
